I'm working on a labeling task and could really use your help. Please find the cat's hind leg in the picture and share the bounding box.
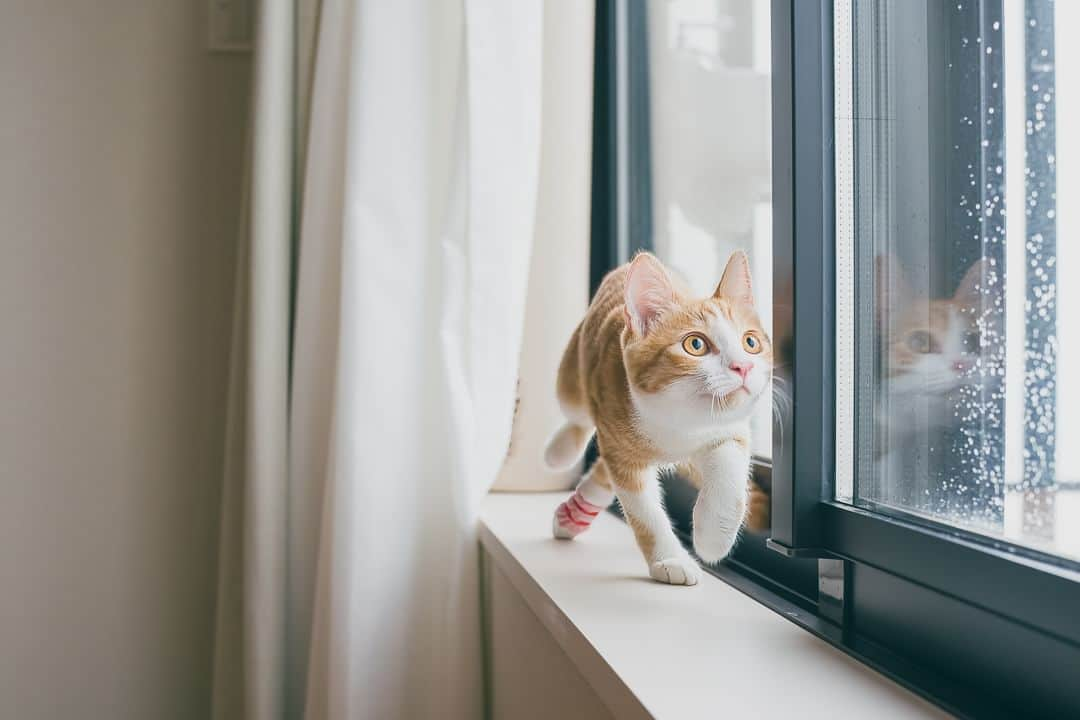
[553,457,615,539]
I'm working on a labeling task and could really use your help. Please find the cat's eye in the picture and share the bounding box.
[906,330,934,354]
[742,332,763,355]
[681,334,709,356]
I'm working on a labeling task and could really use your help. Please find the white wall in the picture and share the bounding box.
[0,3,249,718]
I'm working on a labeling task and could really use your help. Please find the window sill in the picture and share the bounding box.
[479,491,948,719]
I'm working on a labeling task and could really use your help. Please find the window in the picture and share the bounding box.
[593,0,1080,715]
[836,0,1080,563]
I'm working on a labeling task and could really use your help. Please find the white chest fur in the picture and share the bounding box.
[629,380,753,461]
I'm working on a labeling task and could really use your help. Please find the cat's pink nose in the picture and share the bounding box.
[730,361,753,381]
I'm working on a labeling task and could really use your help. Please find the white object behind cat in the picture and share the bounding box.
[493,7,593,492]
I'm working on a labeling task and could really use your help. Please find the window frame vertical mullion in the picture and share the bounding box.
[769,0,837,557]
[590,0,653,298]
[590,0,619,295]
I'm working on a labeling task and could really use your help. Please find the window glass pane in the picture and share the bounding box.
[645,0,774,459]
[837,0,1080,563]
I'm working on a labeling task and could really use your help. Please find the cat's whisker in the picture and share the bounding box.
[771,382,791,406]
[770,400,785,455]
[769,383,792,455]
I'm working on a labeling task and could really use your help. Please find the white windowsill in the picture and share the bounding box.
[479,492,951,720]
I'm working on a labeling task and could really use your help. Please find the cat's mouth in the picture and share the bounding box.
[733,385,756,402]
[698,385,751,404]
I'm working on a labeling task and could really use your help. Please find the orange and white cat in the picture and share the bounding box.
[545,251,772,585]
[875,256,1001,498]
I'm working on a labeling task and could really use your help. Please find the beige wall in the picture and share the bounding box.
[0,3,249,718]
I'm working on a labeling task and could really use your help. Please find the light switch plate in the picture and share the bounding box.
[207,0,254,52]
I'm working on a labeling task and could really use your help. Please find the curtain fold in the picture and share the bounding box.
[213,1,543,718]
[212,0,296,717]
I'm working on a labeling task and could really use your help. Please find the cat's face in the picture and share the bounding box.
[885,301,980,396]
[879,258,999,403]
[621,251,772,423]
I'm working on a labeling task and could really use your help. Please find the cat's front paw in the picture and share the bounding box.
[692,522,739,565]
[649,556,701,586]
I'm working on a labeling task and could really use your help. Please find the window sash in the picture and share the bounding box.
[769,0,1080,713]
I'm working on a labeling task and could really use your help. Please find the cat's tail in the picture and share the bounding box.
[543,422,595,470]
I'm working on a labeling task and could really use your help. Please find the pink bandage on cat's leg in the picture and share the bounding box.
[553,492,604,538]
[553,460,614,539]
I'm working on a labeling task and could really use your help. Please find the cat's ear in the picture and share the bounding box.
[624,252,674,336]
[953,258,996,312]
[714,250,754,307]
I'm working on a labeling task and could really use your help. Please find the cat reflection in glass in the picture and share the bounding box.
[873,255,1002,511]
[544,251,772,585]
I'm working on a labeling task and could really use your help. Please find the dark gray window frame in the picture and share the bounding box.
[770,1,1080,716]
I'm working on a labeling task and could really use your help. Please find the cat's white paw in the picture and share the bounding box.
[552,513,575,539]
[649,556,701,586]
[692,523,739,565]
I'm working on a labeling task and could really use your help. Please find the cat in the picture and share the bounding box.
[872,255,1001,512]
[544,251,772,585]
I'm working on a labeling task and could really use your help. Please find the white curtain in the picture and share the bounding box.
[213,1,543,717]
